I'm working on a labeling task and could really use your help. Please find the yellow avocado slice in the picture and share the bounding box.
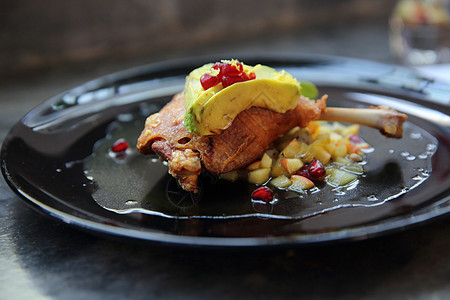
[184,62,302,135]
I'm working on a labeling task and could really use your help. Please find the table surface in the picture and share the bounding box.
[1,22,449,300]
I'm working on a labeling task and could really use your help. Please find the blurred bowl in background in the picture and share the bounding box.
[389,0,450,65]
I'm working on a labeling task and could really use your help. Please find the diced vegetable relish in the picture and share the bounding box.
[220,121,373,192]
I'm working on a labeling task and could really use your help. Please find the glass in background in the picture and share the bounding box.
[390,0,450,65]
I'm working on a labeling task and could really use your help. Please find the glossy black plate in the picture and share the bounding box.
[2,55,450,248]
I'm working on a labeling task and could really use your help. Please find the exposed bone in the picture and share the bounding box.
[319,107,407,138]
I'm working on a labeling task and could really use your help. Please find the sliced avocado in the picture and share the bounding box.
[184,63,304,135]
[299,81,318,99]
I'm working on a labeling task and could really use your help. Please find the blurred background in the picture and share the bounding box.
[1,0,398,79]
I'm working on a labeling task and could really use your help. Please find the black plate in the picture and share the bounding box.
[2,55,450,248]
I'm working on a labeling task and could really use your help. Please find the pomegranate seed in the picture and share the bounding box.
[239,73,249,81]
[222,75,245,88]
[111,138,128,153]
[200,73,219,90]
[221,62,243,76]
[251,186,274,203]
[200,60,256,90]
[295,159,326,181]
[294,169,309,179]
[307,160,326,179]
[349,135,362,144]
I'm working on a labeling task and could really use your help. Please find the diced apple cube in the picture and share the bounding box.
[281,158,303,174]
[349,153,363,162]
[325,143,336,156]
[311,146,331,165]
[248,168,271,185]
[270,175,292,188]
[281,139,303,158]
[301,151,315,163]
[246,160,261,171]
[327,169,358,186]
[289,175,315,191]
[260,153,273,169]
[310,139,328,149]
[356,142,371,149]
[271,156,288,177]
[342,162,364,174]
[346,143,358,154]
[295,142,314,162]
[333,143,348,160]
[334,157,351,164]
[314,132,330,142]
[302,151,314,163]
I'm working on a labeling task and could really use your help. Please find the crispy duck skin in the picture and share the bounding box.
[137,92,406,192]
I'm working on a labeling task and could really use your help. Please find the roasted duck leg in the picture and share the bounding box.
[137,93,407,192]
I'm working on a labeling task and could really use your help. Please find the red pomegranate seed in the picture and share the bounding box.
[308,160,326,179]
[222,75,245,88]
[221,62,243,76]
[295,159,326,180]
[200,73,219,90]
[294,169,309,179]
[200,61,256,90]
[111,138,128,153]
[349,135,362,144]
[251,186,274,203]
